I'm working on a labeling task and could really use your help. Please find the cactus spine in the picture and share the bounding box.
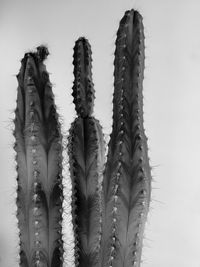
[68,37,105,267]
[14,46,64,266]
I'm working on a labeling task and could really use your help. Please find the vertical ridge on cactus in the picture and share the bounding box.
[68,37,106,267]
[14,46,64,266]
[101,9,151,267]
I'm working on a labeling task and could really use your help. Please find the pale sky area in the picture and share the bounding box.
[0,0,200,266]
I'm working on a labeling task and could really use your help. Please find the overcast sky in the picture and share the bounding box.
[0,0,200,266]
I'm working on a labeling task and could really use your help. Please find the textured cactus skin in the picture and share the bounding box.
[101,10,151,267]
[72,37,95,118]
[14,46,64,267]
[68,37,105,267]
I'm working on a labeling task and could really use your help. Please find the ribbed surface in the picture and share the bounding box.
[101,10,151,267]
[68,117,105,267]
[14,46,64,267]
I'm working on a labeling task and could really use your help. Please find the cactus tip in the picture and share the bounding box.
[36,45,49,61]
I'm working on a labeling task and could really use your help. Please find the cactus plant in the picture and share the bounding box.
[14,46,64,267]
[13,8,151,267]
[69,9,151,267]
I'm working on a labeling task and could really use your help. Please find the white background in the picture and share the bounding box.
[0,0,200,266]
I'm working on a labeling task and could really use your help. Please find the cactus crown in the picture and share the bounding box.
[72,37,95,118]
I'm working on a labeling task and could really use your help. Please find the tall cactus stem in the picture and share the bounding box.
[14,46,64,267]
[101,9,151,267]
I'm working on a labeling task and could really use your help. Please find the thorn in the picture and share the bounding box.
[110,256,114,261]
[32,148,36,154]
[110,246,115,252]
[33,170,38,179]
[113,195,118,202]
[33,194,38,202]
[31,135,36,141]
[140,189,146,195]
[116,171,120,178]
[113,184,118,194]
[141,201,146,206]
[33,182,38,190]
[113,207,117,213]
[30,111,34,119]
[133,251,137,256]
[33,207,38,214]
[139,157,143,163]
[30,123,35,132]
[139,166,145,173]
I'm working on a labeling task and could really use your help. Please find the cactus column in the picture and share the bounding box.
[14,46,64,267]
[68,38,105,267]
[101,9,151,267]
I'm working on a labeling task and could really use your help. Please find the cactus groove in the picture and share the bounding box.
[14,46,64,267]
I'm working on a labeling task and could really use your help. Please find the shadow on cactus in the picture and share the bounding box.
[14,9,151,267]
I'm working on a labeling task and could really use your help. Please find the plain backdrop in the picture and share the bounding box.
[0,0,200,266]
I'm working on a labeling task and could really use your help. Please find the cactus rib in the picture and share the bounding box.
[101,10,151,267]
[14,46,64,267]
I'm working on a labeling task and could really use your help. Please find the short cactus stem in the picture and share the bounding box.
[72,37,95,118]
[69,37,106,267]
